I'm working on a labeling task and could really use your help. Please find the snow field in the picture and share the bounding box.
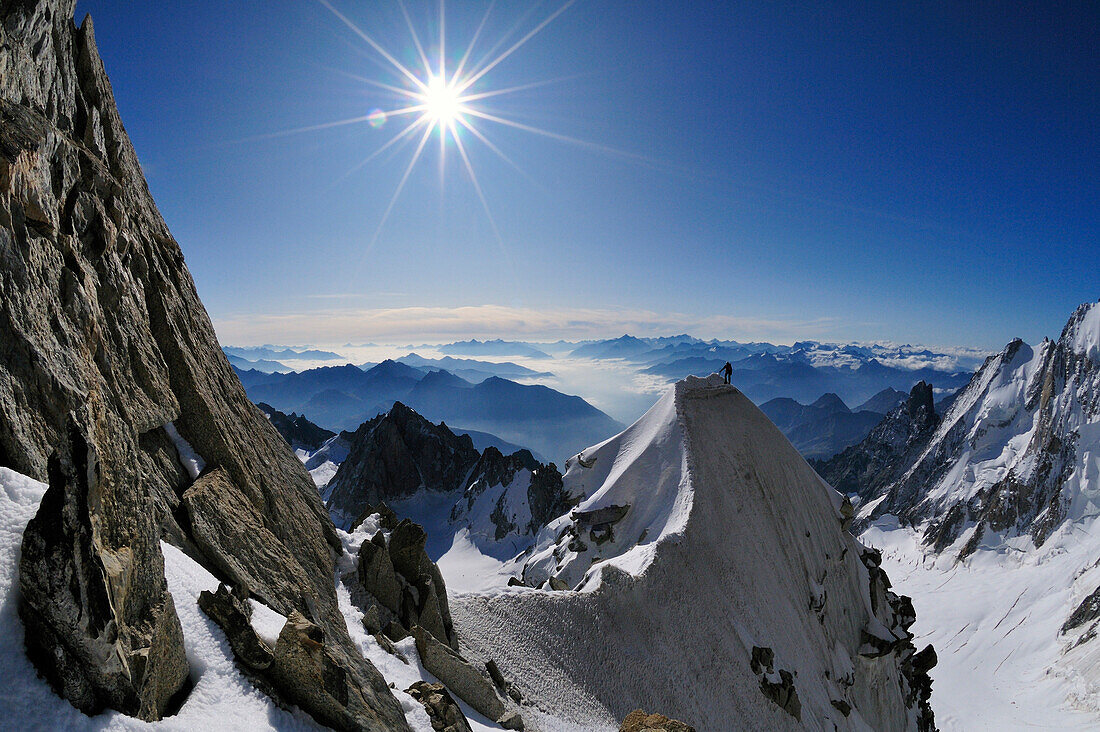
[0,467,513,731]
[864,517,1100,730]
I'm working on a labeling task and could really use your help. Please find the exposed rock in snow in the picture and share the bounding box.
[197,583,276,673]
[269,610,404,732]
[348,517,458,651]
[405,681,473,732]
[19,422,190,720]
[182,468,320,618]
[6,461,535,730]
[453,375,934,730]
[619,709,695,731]
[413,626,509,724]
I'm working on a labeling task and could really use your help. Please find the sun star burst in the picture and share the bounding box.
[310,0,595,250]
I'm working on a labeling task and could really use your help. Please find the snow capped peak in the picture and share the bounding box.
[1060,300,1100,363]
[839,302,1100,558]
[521,373,852,591]
[456,373,935,729]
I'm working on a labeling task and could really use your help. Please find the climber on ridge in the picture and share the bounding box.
[720,361,733,384]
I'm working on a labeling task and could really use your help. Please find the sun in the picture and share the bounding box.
[310,0,588,248]
[420,76,464,127]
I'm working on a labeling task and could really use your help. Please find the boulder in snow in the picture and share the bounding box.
[405,681,473,732]
[19,420,190,721]
[197,583,274,671]
[413,625,510,724]
[182,467,314,618]
[269,611,401,731]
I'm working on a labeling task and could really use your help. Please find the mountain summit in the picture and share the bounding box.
[454,375,935,730]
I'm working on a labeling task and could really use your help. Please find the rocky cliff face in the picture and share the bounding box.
[326,402,574,553]
[0,2,406,727]
[828,302,1100,558]
[812,381,939,507]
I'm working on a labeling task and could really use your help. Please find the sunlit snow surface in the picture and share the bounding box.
[864,517,1100,731]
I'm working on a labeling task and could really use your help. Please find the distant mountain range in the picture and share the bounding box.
[226,353,291,373]
[234,360,622,464]
[393,353,552,383]
[437,338,552,360]
[642,351,973,407]
[223,345,344,361]
[224,335,984,441]
[759,391,901,459]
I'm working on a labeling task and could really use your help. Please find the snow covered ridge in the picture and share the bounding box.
[452,374,936,730]
[857,300,1100,555]
[1063,300,1100,363]
[520,375,695,591]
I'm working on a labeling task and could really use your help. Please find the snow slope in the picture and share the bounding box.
[452,375,931,730]
[864,517,1100,730]
[844,302,1100,727]
[862,301,1100,553]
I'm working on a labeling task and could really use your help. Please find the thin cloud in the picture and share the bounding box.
[211,305,841,346]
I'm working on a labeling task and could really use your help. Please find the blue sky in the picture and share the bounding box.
[76,1,1098,348]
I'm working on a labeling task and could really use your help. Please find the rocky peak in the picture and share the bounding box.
[812,380,942,504]
[256,401,335,452]
[467,446,539,491]
[454,446,573,541]
[325,402,482,525]
[903,381,936,429]
[326,401,574,553]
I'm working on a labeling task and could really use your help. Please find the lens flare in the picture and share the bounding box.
[367,108,387,128]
